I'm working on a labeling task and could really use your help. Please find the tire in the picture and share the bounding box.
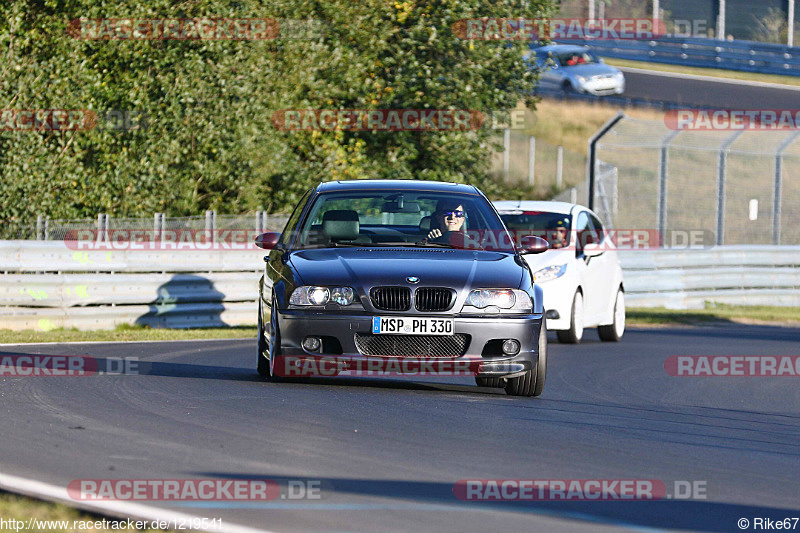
[556,291,584,344]
[257,297,285,382]
[475,377,503,388]
[257,299,270,377]
[561,81,575,95]
[505,320,547,397]
[598,289,625,342]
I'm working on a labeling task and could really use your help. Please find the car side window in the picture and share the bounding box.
[575,212,595,251]
[279,189,312,246]
[589,213,605,243]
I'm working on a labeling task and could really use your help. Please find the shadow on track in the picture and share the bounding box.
[190,473,800,532]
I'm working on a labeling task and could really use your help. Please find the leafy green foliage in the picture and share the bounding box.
[0,0,555,221]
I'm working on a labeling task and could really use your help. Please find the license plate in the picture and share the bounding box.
[372,317,454,335]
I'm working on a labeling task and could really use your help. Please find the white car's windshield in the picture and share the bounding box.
[499,211,572,249]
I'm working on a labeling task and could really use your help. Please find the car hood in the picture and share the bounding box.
[521,248,574,272]
[288,248,523,289]
[562,63,620,77]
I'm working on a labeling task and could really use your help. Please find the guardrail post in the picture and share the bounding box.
[716,131,743,246]
[556,145,563,189]
[528,136,535,186]
[36,215,44,241]
[790,0,796,47]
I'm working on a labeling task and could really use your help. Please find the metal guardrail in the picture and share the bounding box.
[1,243,799,330]
[618,245,800,309]
[554,37,800,77]
[0,241,264,330]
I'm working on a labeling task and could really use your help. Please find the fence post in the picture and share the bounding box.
[657,130,681,246]
[586,111,625,211]
[36,215,44,241]
[556,145,563,189]
[503,129,511,182]
[205,210,217,243]
[716,131,743,246]
[774,132,800,244]
[528,136,536,186]
[97,213,109,242]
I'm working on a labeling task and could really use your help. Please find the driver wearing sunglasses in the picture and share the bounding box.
[427,200,467,243]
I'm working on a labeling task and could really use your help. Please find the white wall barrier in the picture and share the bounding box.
[1,242,799,330]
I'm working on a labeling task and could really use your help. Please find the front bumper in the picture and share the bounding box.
[579,80,625,96]
[273,309,544,379]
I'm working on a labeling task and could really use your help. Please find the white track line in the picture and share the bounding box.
[618,65,800,91]
[0,471,273,533]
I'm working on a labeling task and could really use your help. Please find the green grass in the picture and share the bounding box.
[628,304,800,326]
[604,57,800,87]
[0,491,176,532]
[0,324,257,344]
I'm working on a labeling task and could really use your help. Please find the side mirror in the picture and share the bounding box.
[254,232,281,250]
[519,235,549,254]
[583,242,604,257]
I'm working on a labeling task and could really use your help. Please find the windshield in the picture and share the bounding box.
[499,211,572,249]
[292,190,515,252]
[555,51,598,67]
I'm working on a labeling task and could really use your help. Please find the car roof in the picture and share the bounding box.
[316,179,478,194]
[492,200,579,216]
[531,44,591,54]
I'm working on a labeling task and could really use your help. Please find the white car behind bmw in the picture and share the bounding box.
[494,201,625,343]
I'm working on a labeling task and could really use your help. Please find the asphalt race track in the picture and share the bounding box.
[619,67,800,109]
[2,326,800,532]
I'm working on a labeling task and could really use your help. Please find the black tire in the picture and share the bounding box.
[257,299,270,377]
[556,291,584,344]
[505,321,547,397]
[561,81,575,95]
[598,288,625,342]
[475,377,503,388]
[257,297,286,382]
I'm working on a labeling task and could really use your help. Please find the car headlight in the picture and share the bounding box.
[575,75,587,84]
[613,71,625,79]
[463,289,532,313]
[289,286,356,306]
[534,264,567,283]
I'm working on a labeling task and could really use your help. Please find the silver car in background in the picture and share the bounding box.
[530,44,625,96]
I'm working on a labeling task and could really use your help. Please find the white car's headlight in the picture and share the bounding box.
[534,264,567,283]
[463,289,532,313]
[575,75,587,84]
[290,286,355,306]
[613,71,625,80]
